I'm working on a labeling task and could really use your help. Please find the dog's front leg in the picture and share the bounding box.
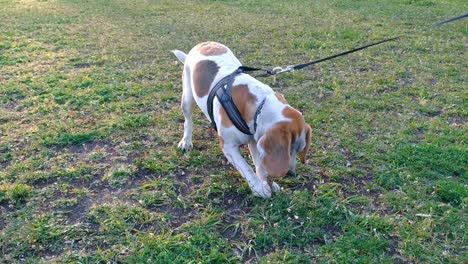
[222,143,272,198]
[248,142,281,193]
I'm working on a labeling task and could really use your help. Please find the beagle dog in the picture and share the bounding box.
[172,41,311,198]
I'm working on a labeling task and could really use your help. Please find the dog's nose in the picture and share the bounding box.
[286,170,296,177]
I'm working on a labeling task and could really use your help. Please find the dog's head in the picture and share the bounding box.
[258,102,311,179]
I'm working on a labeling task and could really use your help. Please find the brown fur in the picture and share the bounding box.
[195,42,228,56]
[219,84,258,128]
[282,106,311,164]
[193,60,219,97]
[282,106,303,138]
[260,122,292,177]
[275,92,288,104]
[232,85,258,123]
[218,136,224,150]
[219,107,233,128]
[299,124,311,164]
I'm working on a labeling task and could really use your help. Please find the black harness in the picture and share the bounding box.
[207,66,265,135]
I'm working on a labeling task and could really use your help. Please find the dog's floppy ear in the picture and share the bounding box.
[259,123,291,177]
[299,124,311,164]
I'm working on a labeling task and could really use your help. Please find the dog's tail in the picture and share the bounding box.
[172,50,187,64]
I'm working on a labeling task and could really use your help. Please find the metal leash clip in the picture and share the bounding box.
[269,65,295,76]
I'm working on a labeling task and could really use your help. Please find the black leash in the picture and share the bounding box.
[257,37,399,77]
[242,13,467,78]
[206,13,467,136]
[430,13,467,27]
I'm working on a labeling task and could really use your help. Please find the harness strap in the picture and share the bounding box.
[253,98,266,132]
[207,67,253,135]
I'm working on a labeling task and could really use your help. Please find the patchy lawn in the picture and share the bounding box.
[0,0,466,263]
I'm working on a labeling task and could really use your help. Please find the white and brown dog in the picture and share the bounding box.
[172,41,311,198]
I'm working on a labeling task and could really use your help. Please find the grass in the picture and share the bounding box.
[0,0,466,263]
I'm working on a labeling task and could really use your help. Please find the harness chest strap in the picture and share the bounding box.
[207,67,265,135]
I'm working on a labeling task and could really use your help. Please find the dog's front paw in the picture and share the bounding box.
[251,182,272,199]
[271,181,281,193]
[177,138,193,151]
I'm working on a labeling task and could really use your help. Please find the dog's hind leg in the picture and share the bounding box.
[178,66,195,151]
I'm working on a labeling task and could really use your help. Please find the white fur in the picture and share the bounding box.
[172,42,307,198]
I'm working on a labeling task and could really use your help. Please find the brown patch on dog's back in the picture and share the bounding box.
[193,60,219,97]
[195,42,228,56]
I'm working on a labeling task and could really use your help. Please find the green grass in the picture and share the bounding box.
[1,0,467,262]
